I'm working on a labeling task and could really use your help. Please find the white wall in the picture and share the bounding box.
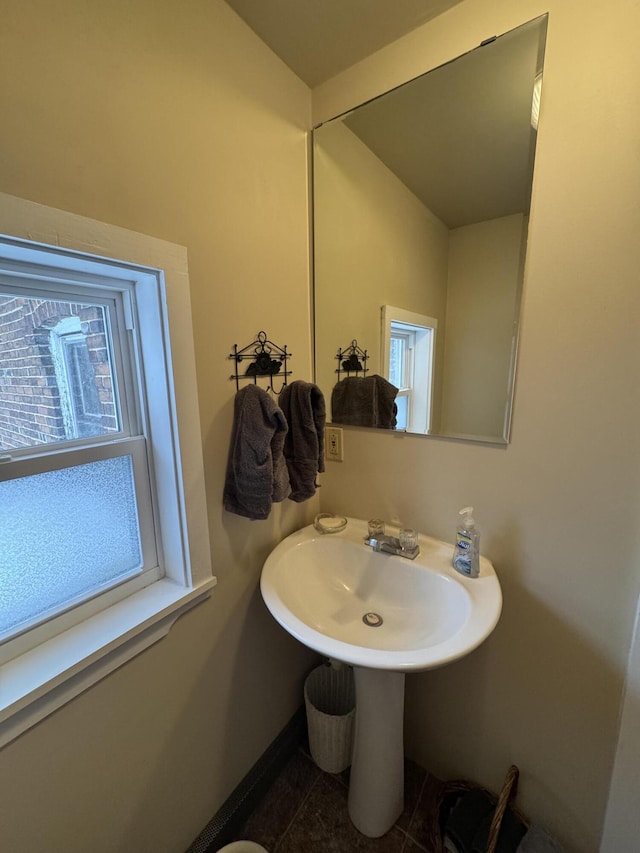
[441,214,524,439]
[0,3,317,851]
[3,1,639,851]
[601,598,640,850]
[314,120,449,417]
[314,1,640,851]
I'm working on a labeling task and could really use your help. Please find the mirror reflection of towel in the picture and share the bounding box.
[331,374,398,429]
[279,380,326,502]
[223,384,290,520]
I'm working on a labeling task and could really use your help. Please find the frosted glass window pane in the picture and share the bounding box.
[0,456,142,636]
[0,294,120,451]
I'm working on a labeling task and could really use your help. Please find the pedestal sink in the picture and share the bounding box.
[260,517,502,837]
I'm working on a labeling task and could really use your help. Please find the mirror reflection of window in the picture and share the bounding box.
[389,330,411,430]
[382,306,436,435]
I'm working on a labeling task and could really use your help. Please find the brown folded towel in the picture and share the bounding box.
[331,374,398,429]
[279,380,326,502]
[223,384,290,520]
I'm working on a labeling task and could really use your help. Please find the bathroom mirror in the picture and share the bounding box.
[313,16,547,444]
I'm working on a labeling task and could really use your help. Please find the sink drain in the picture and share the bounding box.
[362,612,383,627]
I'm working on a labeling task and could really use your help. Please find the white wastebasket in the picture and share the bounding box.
[304,664,355,774]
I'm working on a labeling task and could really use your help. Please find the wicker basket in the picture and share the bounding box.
[427,765,526,853]
[304,664,355,774]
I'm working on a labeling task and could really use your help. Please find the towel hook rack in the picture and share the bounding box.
[335,339,369,382]
[229,330,292,394]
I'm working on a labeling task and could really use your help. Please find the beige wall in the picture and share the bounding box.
[0,2,317,852]
[314,120,449,414]
[315,1,640,851]
[3,1,640,852]
[441,214,524,439]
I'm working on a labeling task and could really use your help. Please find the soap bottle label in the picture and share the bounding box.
[454,554,472,574]
[453,532,474,575]
[456,532,472,550]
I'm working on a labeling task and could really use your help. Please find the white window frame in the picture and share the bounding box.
[0,275,161,650]
[0,193,215,748]
[381,305,437,434]
[387,327,416,430]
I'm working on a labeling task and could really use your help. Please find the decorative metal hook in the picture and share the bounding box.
[335,339,368,381]
[229,330,291,394]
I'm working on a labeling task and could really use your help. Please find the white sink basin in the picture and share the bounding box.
[261,517,502,671]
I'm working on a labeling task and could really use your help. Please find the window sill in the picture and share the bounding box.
[0,576,216,749]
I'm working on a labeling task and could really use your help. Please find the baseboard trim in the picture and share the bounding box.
[186,706,306,853]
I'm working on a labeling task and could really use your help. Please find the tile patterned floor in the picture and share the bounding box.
[229,747,443,852]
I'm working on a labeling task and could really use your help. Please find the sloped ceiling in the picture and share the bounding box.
[225,0,466,87]
[225,1,543,228]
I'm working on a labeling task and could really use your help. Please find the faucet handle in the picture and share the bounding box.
[399,528,418,551]
[368,518,386,538]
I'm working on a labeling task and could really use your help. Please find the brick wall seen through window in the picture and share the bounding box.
[0,297,117,450]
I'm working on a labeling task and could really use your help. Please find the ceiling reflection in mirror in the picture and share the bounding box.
[313,16,547,444]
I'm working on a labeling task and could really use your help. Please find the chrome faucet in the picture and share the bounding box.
[364,521,420,560]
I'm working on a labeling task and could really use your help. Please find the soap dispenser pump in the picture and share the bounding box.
[453,506,480,578]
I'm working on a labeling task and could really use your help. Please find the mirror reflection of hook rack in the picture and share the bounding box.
[229,331,292,393]
[335,340,369,381]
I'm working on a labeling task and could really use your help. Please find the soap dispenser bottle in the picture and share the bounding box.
[452,506,480,577]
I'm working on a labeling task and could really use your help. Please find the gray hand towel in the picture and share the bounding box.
[331,374,398,429]
[223,384,290,520]
[278,380,326,502]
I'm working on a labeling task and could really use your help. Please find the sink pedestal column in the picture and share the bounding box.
[348,667,405,837]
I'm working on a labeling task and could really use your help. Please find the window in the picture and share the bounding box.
[388,326,415,430]
[0,197,214,748]
[381,305,437,434]
[50,313,112,439]
[0,278,158,646]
